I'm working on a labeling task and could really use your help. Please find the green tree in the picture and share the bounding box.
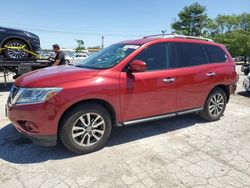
[214,14,239,34]
[172,2,208,36]
[212,30,250,63]
[207,13,250,63]
[172,5,250,63]
[238,13,250,31]
[204,18,218,36]
[75,39,85,52]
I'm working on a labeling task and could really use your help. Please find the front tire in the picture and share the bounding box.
[60,103,112,154]
[3,39,29,59]
[200,88,227,121]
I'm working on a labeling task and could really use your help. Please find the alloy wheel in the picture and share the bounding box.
[6,42,27,59]
[208,93,225,117]
[72,112,105,147]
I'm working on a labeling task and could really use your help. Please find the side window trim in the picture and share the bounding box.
[166,43,176,69]
[172,42,179,68]
[164,44,169,69]
[201,44,210,64]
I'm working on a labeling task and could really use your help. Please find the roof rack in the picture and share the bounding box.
[143,33,214,42]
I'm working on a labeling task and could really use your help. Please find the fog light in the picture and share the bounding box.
[25,121,39,133]
[18,120,39,133]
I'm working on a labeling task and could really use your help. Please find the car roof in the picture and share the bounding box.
[119,34,221,46]
[119,38,158,45]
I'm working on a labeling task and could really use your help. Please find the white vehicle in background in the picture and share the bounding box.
[65,53,89,64]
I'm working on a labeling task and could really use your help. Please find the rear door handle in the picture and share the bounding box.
[163,77,176,83]
[206,72,216,77]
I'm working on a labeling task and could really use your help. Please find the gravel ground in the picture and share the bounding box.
[0,65,249,188]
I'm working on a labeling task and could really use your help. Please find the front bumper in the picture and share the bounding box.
[17,128,56,146]
[7,101,60,146]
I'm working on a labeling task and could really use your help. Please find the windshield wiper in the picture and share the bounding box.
[75,65,104,70]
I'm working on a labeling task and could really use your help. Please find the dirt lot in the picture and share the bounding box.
[0,66,249,188]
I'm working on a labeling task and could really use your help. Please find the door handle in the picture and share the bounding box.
[206,72,216,77]
[163,77,176,83]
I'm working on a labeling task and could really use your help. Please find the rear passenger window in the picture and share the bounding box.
[175,43,208,67]
[203,45,227,63]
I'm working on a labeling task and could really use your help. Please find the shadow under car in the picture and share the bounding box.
[0,114,207,164]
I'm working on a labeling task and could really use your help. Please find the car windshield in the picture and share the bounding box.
[75,44,140,69]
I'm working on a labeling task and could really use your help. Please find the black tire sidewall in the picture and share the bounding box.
[60,103,112,154]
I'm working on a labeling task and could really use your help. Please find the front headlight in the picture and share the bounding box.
[24,31,38,39]
[13,87,62,105]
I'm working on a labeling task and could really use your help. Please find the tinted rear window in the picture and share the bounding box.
[175,43,207,67]
[203,45,227,63]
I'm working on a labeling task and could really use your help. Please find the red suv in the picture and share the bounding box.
[7,35,237,154]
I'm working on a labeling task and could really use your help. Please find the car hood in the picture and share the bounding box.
[15,65,99,87]
[0,26,38,37]
[0,26,26,33]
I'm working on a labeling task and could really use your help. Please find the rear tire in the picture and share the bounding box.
[59,103,112,154]
[200,88,227,121]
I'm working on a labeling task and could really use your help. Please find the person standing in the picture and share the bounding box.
[52,44,66,66]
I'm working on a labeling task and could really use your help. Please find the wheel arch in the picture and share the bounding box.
[1,36,32,50]
[58,98,117,133]
[208,85,230,103]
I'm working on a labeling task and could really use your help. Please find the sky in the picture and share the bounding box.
[1,0,249,49]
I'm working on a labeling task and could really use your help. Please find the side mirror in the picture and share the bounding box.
[129,60,147,73]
